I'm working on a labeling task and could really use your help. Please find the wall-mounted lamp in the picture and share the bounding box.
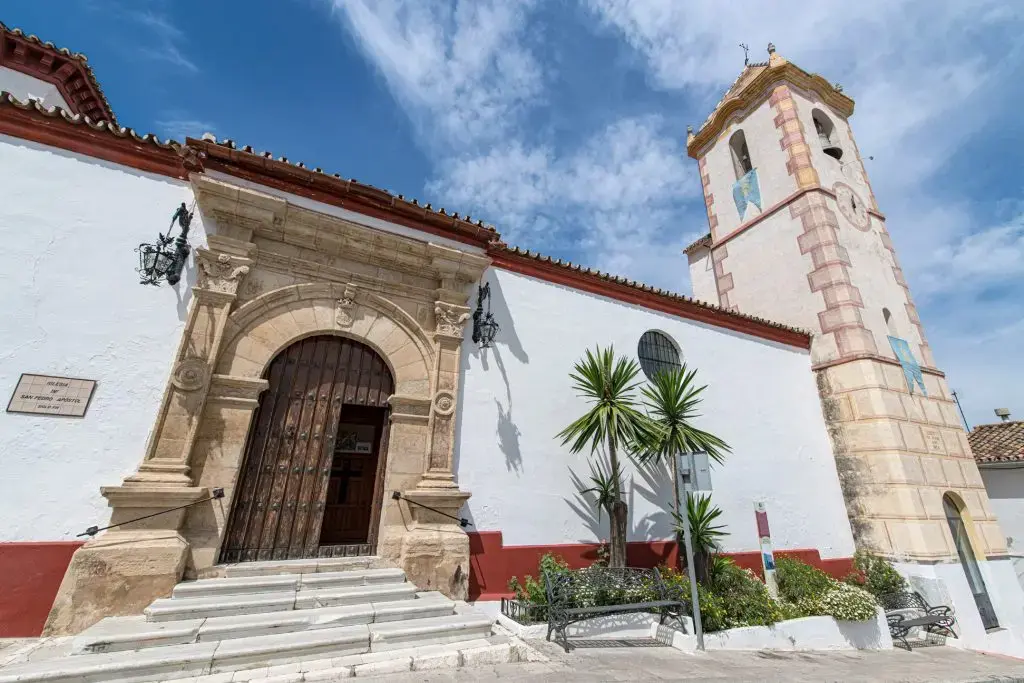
[471,282,499,348]
[137,202,193,286]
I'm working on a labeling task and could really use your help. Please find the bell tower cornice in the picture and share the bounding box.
[687,43,854,159]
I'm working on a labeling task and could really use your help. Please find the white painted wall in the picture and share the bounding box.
[455,267,856,559]
[685,247,718,304]
[700,99,797,240]
[896,557,1024,657]
[0,135,206,542]
[980,466,1024,589]
[0,67,69,111]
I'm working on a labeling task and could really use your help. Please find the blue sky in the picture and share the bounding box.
[6,0,1023,428]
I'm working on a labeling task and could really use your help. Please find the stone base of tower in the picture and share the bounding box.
[816,355,1024,656]
[814,356,1003,559]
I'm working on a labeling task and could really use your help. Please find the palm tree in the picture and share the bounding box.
[557,346,659,568]
[672,493,728,584]
[636,365,730,527]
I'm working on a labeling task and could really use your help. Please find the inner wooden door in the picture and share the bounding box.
[220,335,394,563]
[319,406,388,546]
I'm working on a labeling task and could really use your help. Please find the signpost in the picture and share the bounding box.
[755,501,778,598]
[679,451,712,651]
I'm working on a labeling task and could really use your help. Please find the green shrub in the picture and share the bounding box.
[848,550,906,599]
[662,560,783,632]
[507,553,570,608]
[807,582,879,622]
[775,556,834,603]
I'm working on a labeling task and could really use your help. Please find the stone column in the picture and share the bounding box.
[44,235,255,635]
[390,300,474,599]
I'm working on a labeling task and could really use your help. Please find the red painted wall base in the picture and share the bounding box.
[0,541,83,636]
[467,531,854,601]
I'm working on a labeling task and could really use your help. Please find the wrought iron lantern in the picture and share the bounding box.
[471,282,499,348]
[137,202,193,286]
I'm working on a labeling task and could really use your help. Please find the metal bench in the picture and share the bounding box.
[543,566,686,652]
[879,591,957,650]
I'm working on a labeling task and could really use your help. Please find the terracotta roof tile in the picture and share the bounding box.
[490,242,812,341]
[969,421,1024,464]
[0,94,809,346]
[0,92,170,148]
[1,23,116,124]
[684,233,712,255]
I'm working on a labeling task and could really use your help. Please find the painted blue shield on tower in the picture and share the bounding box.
[888,336,927,395]
[732,168,762,218]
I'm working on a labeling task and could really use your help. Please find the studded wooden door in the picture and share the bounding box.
[220,335,395,563]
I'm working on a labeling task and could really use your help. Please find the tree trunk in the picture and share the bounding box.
[607,433,628,568]
[672,454,681,570]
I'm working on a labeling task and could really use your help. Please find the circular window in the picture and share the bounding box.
[637,330,682,379]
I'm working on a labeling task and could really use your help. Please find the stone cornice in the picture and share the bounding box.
[194,174,489,296]
[688,61,855,159]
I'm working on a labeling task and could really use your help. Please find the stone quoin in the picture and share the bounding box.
[2,25,1023,659]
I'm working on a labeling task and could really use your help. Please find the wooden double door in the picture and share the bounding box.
[221,335,394,563]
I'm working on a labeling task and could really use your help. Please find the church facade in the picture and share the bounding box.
[1,26,1022,655]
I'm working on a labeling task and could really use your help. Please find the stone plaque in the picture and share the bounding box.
[7,374,97,417]
[925,430,945,454]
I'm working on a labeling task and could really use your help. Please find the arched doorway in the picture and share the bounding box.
[220,335,395,563]
[943,493,998,629]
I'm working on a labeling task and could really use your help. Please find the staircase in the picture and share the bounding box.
[0,557,523,682]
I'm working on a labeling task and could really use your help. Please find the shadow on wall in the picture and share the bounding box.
[563,457,676,545]
[630,459,676,541]
[173,252,197,322]
[466,277,529,476]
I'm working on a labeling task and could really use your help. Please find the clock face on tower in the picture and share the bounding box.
[833,182,870,231]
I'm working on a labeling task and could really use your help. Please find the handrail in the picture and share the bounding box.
[77,488,225,538]
[391,491,471,528]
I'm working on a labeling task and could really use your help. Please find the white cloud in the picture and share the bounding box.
[331,0,542,147]
[331,0,1024,419]
[153,116,217,142]
[130,9,199,73]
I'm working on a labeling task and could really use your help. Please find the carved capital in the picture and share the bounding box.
[196,249,252,296]
[335,282,358,328]
[433,302,470,338]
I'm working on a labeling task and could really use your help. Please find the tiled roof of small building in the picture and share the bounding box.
[0,23,116,124]
[969,421,1024,464]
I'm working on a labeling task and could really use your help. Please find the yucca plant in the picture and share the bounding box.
[636,365,730,519]
[672,493,728,585]
[557,346,659,568]
[578,457,622,524]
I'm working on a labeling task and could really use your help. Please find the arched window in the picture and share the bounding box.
[638,330,682,380]
[882,307,898,337]
[943,493,999,629]
[812,109,843,161]
[729,130,753,179]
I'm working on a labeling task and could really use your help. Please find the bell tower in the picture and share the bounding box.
[685,44,1013,630]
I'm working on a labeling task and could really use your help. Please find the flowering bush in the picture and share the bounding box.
[843,550,907,599]
[805,582,879,622]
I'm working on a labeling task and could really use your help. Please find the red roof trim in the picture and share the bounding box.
[191,139,497,250]
[488,245,812,349]
[0,94,184,178]
[0,26,114,124]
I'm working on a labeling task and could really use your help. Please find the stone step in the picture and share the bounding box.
[145,582,418,622]
[0,615,495,682]
[214,556,387,579]
[169,636,518,683]
[73,596,456,654]
[171,567,405,600]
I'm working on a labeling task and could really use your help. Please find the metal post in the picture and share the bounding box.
[680,451,705,650]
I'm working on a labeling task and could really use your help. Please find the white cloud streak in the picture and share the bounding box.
[331,0,1024,424]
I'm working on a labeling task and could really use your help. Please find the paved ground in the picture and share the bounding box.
[361,639,1024,682]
